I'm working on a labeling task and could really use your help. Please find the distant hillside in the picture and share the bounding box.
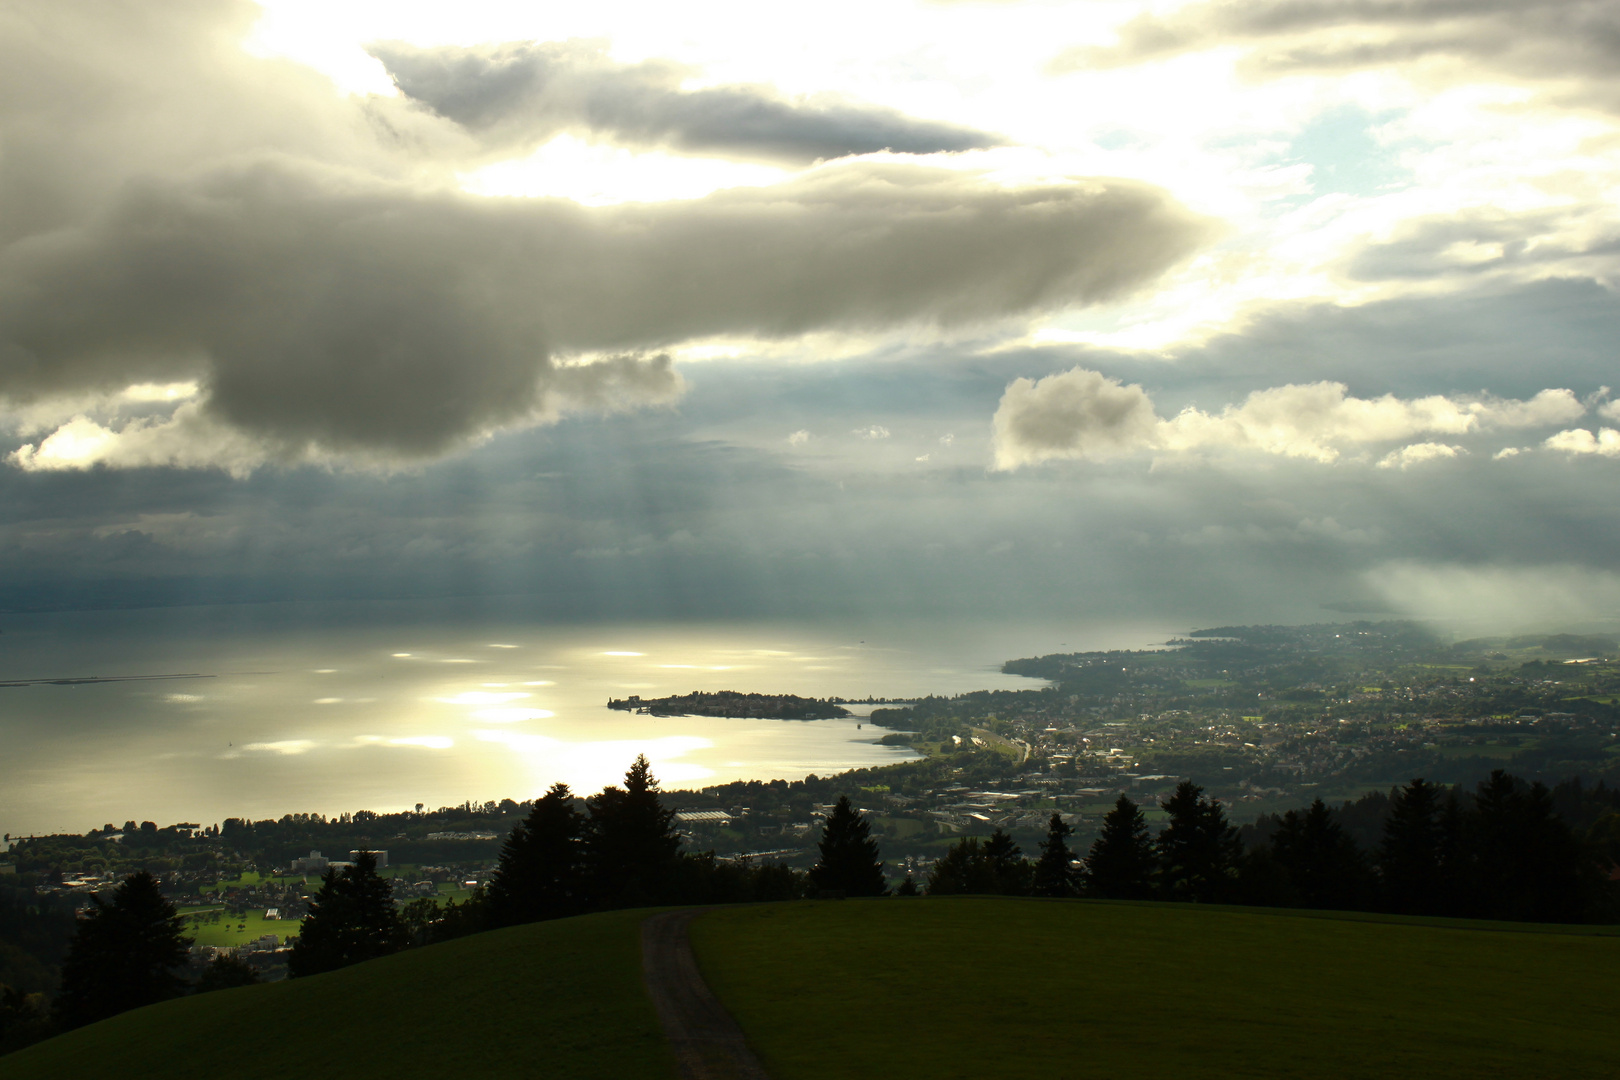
[9,899,1619,1078]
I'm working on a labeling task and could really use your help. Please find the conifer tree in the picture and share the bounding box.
[1082,795,1155,899]
[1156,781,1241,903]
[586,755,682,907]
[53,871,191,1029]
[288,850,408,978]
[1379,778,1444,914]
[1464,770,1585,922]
[809,795,888,896]
[485,782,586,926]
[926,837,993,895]
[1269,798,1366,909]
[1032,812,1079,898]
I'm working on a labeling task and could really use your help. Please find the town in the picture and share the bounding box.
[6,621,1620,978]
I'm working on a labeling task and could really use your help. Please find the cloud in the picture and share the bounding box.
[991,368,1158,467]
[854,425,892,439]
[371,39,1003,164]
[992,367,1586,468]
[0,5,1211,473]
[1544,427,1620,457]
[1376,442,1463,469]
[1059,0,1620,112]
[787,430,810,445]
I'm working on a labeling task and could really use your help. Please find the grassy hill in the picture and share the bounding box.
[693,899,1620,1079]
[6,899,1618,1079]
[1,908,676,1080]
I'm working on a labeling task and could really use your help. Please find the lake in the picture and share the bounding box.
[0,600,1187,836]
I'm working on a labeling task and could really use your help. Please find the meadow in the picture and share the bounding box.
[6,899,1617,1079]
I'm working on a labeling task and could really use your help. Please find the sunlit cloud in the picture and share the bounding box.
[992,368,1588,469]
[242,740,317,755]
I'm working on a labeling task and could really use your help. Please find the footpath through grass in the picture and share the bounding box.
[2,908,676,1080]
[691,898,1620,1080]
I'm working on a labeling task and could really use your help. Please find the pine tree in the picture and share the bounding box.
[1464,770,1585,922]
[1269,798,1365,909]
[808,795,888,896]
[1379,778,1444,914]
[287,851,408,978]
[1156,781,1241,903]
[1032,813,1079,898]
[586,755,682,907]
[53,871,191,1029]
[926,837,994,895]
[485,783,586,926]
[1082,795,1155,899]
[983,829,1032,895]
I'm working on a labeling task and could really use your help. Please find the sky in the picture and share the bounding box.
[3,0,1620,633]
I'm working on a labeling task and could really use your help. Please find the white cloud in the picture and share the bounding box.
[1544,427,1620,457]
[242,739,317,755]
[992,366,1586,469]
[1376,442,1463,470]
[854,425,892,440]
[787,429,810,445]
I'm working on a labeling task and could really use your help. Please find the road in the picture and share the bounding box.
[641,909,773,1080]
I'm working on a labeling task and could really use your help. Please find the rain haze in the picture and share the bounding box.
[4,0,1620,833]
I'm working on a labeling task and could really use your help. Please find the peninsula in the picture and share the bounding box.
[607,690,852,720]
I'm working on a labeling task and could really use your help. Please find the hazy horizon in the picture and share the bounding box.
[5,0,1620,835]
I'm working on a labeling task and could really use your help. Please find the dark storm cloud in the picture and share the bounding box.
[0,2,1208,469]
[369,40,1003,164]
[0,161,1212,460]
[1058,0,1620,111]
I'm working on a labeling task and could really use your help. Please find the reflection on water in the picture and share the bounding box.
[0,601,1183,835]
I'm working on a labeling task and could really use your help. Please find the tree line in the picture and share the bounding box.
[10,761,1616,1056]
[926,770,1619,923]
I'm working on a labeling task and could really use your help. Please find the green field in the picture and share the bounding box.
[689,899,1620,1080]
[2,909,674,1080]
[178,907,292,949]
[7,899,1618,1079]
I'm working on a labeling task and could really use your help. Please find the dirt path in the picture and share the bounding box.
[641,909,773,1080]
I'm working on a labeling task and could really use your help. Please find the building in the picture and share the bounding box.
[289,850,329,874]
[349,849,388,868]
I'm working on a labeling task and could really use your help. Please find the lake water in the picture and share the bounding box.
[0,600,1187,836]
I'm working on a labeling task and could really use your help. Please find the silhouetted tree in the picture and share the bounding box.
[895,874,920,896]
[586,756,683,907]
[1157,782,1241,904]
[1269,798,1367,909]
[926,838,995,895]
[1464,770,1585,922]
[809,796,888,896]
[53,871,191,1029]
[1083,795,1156,900]
[1032,813,1079,898]
[1379,778,1447,915]
[288,851,408,978]
[926,830,1029,895]
[485,783,585,926]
